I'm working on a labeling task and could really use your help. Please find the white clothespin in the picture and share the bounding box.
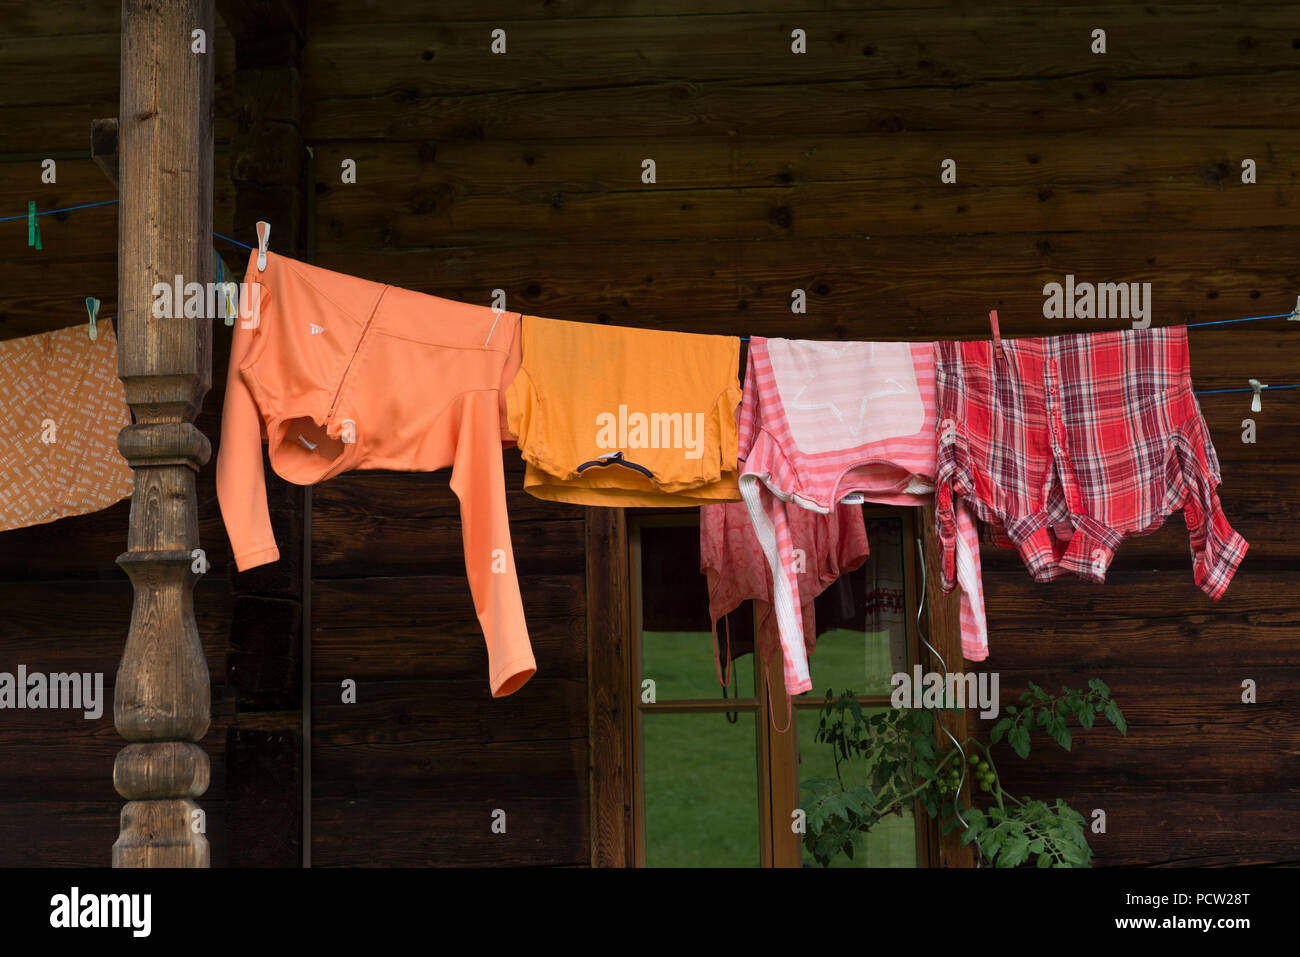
[1249,378,1267,413]
[1289,295,1300,322]
[85,297,100,341]
[256,221,271,272]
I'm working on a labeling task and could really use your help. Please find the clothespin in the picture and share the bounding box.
[989,310,1003,359]
[218,257,236,326]
[256,221,271,271]
[85,297,100,341]
[27,202,41,250]
[1289,295,1300,322]
[1249,378,1267,413]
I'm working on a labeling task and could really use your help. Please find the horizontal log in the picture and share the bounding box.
[311,573,585,628]
[0,800,229,867]
[311,515,585,578]
[306,73,1300,142]
[308,129,1300,201]
[0,692,236,802]
[311,613,586,683]
[0,30,237,149]
[317,180,1300,249]
[312,735,585,800]
[978,565,1300,627]
[0,581,234,674]
[304,10,1300,98]
[310,678,586,744]
[305,0,1256,24]
[970,791,1300,867]
[310,795,587,866]
[954,684,1297,791]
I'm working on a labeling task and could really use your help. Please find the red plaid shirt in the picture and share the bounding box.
[935,325,1247,600]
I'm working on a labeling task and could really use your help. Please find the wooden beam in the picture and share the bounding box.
[111,0,215,868]
[919,508,976,868]
[586,508,633,867]
[90,117,119,189]
[91,116,240,309]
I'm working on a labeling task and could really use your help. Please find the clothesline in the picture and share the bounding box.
[739,311,1297,341]
[11,199,1298,399]
[2,197,258,249]
[0,198,120,222]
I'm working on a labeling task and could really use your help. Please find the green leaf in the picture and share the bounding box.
[1009,725,1031,760]
[1049,720,1072,752]
[1001,834,1031,867]
[1104,700,1128,736]
[989,718,1010,744]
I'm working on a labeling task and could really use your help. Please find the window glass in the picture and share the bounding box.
[797,706,918,867]
[642,712,760,867]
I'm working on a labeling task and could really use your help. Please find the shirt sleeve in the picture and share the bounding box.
[450,389,536,697]
[216,277,280,571]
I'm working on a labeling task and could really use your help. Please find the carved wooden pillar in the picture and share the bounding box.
[112,0,215,868]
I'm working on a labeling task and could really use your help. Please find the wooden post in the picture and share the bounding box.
[112,0,215,868]
[919,509,975,868]
[586,508,633,866]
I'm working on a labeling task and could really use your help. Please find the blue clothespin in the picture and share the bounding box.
[85,297,100,341]
[27,201,41,250]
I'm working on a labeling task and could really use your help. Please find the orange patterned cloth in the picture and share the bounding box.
[0,321,133,531]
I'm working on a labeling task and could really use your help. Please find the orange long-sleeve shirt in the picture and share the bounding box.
[216,250,534,696]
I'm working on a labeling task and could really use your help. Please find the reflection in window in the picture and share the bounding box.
[632,511,922,867]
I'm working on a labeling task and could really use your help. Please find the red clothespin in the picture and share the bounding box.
[989,310,1003,359]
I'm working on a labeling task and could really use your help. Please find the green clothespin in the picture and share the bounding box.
[27,201,42,250]
[85,297,100,341]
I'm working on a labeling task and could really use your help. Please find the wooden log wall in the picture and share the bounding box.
[301,0,1300,867]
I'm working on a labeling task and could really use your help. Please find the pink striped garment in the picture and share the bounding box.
[738,337,987,695]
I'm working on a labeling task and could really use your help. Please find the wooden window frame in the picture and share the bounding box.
[585,506,973,868]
